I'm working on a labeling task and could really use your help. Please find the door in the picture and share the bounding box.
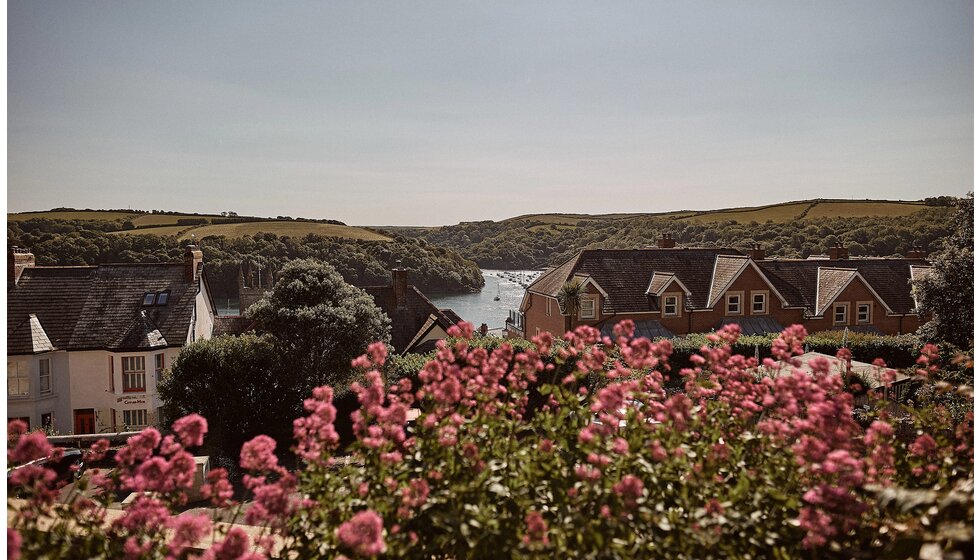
[74,409,95,434]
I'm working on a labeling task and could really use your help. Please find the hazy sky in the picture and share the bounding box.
[8,1,973,226]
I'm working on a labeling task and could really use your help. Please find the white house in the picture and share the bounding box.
[7,245,216,434]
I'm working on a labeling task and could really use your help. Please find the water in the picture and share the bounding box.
[428,269,542,333]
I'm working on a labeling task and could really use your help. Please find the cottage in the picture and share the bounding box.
[363,265,462,354]
[509,238,930,340]
[7,246,217,433]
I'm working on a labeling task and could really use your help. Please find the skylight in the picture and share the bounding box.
[142,293,156,306]
[156,292,169,305]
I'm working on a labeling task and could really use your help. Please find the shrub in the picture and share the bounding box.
[7,323,973,559]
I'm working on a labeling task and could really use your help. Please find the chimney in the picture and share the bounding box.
[749,243,765,260]
[657,233,676,249]
[392,261,408,309]
[8,247,35,285]
[828,243,849,260]
[184,245,204,283]
[905,246,928,259]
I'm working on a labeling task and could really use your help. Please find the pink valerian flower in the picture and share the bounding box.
[202,468,234,507]
[613,475,645,508]
[915,343,941,377]
[771,324,807,363]
[172,413,208,448]
[88,438,111,461]
[123,537,152,559]
[9,431,54,465]
[523,511,550,546]
[113,495,170,533]
[116,427,162,468]
[7,419,28,440]
[8,528,21,560]
[649,440,668,462]
[863,421,896,482]
[539,439,554,453]
[245,473,297,527]
[337,510,387,557]
[168,514,212,557]
[294,386,341,465]
[240,435,279,472]
[202,527,252,560]
[909,434,938,458]
[401,479,430,509]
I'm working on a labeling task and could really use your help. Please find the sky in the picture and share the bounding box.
[8,1,974,226]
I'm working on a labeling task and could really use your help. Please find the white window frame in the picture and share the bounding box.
[856,302,872,324]
[750,291,768,315]
[833,303,849,325]
[725,292,742,316]
[122,356,146,393]
[662,293,681,317]
[7,361,30,397]
[154,353,166,386]
[39,358,52,395]
[579,297,597,320]
[546,298,552,317]
[123,409,148,428]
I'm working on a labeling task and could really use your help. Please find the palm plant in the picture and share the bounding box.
[558,279,586,332]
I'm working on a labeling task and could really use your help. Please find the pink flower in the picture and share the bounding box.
[613,474,645,507]
[116,428,162,468]
[539,439,554,453]
[172,414,208,447]
[909,434,938,457]
[204,527,251,560]
[401,479,429,509]
[113,495,170,532]
[7,528,21,560]
[240,435,278,472]
[9,431,53,464]
[337,510,386,557]
[202,468,234,507]
[522,510,549,546]
[168,514,212,556]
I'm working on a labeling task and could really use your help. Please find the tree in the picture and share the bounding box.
[247,258,392,398]
[913,195,973,349]
[159,334,286,459]
[557,279,586,332]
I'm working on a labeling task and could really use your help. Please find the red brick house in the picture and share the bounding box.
[508,240,930,340]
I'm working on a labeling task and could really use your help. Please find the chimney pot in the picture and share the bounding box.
[8,247,35,285]
[657,233,676,249]
[184,245,203,283]
[750,244,765,260]
[392,264,408,309]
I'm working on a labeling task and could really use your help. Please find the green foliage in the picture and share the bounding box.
[913,195,974,349]
[7,219,484,295]
[159,334,284,458]
[396,206,958,269]
[248,259,392,399]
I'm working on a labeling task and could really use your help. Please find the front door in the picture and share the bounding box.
[74,409,95,434]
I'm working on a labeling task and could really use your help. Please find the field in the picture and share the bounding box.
[177,221,391,241]
[108,225,192,237]
[803,201,928,220]
[7,210,139,222]
[679,202,814,224]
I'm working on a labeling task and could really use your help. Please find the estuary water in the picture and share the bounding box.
[428,269,542,333]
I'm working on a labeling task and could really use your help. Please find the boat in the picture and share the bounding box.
[493,282,501,301]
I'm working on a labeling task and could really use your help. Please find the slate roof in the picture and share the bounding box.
[815,268,859,315]
[599,319,674,340]
[213,316,255,337]
[707,255,750,307]
[757,258,928,315]
[363,284,458,354]
[527,248,743,314]
[717,316,785,336]
[8,264,205,355]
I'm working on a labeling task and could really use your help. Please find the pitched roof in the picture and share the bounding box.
[527,248,742,314]
[717,316,785,336]
[599,319,674,340]
[8,264,204,354]
[363,284,457,354]
[757,258,928,315]
[815,268,859,316]
[707,255,750,307]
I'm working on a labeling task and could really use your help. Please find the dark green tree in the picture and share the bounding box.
[913,195,973,349]
[159,334,286,459]
[247,258,392,398]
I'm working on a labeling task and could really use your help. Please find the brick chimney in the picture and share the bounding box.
[184,245,203,282]
[657,233,676,249]
[8,247,35,285]
[828,243,849,260]
[392,261,408,309]
[749,243,765,260]
[905,246,928,259]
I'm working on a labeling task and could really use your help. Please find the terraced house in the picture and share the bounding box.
[7,245,216,434]
[506,235,931,340]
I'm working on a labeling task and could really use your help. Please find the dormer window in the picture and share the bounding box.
[142,291,170,306]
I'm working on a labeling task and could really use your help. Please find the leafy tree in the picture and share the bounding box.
[557,279,586,332]
[247,259,392,398]
[914,195,974,349]
[159,333,286,458]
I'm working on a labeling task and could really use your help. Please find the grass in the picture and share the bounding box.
[177,221,391,241]
[679,202,813,224]
[130,214,218,227]
[804,201,928,220]
[108,225,194,237]
[8,211,139,222]
[528,224,578,233]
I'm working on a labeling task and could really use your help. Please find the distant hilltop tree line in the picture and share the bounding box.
[6,219,484,297]
[396,207,958,269]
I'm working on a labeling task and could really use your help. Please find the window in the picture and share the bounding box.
[833,303,849,325]
[155,292,169,306]
[546,298,552,316]
[726,293,742,315]
[579,297,596,319]
[41,413,53,429]
[123,409,148,428]
[8,361,29,397]
[39,359,52,395]
[662,294,680,317]
[751,292,768,315]
[857,302,872,324]
[122,356,146,392]
[155,353,165,385]
[142,293,157,306]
